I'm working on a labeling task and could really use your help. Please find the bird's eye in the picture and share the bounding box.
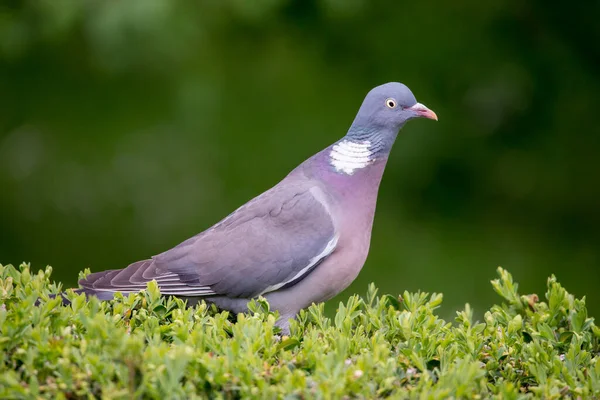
[385,98,397,109]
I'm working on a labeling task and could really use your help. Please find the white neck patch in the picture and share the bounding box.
[329,140,374,175]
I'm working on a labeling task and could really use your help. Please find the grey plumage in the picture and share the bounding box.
[87,184,335,298]
[74,82,437,333]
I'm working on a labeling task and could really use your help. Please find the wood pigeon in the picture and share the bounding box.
[74,82,437,333]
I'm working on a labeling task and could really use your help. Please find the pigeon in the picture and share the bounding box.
[71,82,437,333]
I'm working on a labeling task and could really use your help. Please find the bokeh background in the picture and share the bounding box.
[1,1,599,319]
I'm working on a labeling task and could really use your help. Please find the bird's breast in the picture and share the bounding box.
[307,160,388,302]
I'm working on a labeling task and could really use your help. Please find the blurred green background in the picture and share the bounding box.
[1,1,599,319]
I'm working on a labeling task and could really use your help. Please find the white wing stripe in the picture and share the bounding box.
[91,287,216,296]
[259,234,338,295]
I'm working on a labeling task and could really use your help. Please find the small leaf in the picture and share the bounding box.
[277,338,300,351]
[508,314,523,335]
[559,331,574,343]
[383,294,402,310]
[153,305,168,317]
[570,300,587,333]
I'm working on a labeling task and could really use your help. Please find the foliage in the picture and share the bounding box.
[1,263,598,399]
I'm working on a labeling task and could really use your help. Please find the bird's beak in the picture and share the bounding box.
[408,103,438,121]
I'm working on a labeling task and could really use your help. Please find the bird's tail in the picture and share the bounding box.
[45,262,155,305]
[46,286,116,305]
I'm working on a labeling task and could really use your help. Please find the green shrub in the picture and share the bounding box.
[1,263,599,399]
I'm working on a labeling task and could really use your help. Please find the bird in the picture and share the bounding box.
[69,82,437,333]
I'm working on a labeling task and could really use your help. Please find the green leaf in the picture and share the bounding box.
[382,294,402,310]
[277,338,300,351]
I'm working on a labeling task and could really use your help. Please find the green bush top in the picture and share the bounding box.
[1,264,599,399]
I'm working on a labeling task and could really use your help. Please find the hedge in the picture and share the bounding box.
[1,263,598,399]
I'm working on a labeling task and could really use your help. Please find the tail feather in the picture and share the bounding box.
[80,269,122,290]
[40,287,115,306]
[78,259,215,297]
[37,258,216,306]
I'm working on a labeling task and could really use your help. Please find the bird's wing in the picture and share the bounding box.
[80,183,337,298]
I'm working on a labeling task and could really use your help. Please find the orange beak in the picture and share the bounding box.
[408,102,438,121]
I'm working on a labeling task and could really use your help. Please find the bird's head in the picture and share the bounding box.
[341,82,437,156]
[354,82,437,129]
